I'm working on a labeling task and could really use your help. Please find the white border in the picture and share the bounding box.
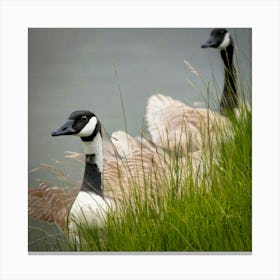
[1,1,279,280]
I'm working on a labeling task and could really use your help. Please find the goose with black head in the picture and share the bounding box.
[145,28,249,153]
[51,110,113,234]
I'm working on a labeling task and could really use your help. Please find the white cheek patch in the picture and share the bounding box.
[77,116,97,137]
[218,32,231,49]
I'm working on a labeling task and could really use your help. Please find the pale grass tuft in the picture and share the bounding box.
[30,163,66,177]
[184,59,200,78]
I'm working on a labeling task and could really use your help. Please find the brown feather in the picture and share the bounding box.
[28,183,79,231]
[145,94,229,153]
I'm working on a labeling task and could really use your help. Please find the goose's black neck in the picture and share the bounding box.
[81,154,103,197]
[220,44,238,115]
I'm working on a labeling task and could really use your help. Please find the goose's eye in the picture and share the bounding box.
[81,116,88,122]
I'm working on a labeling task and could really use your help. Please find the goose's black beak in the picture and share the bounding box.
[201,37,217,48]
[52,120,76,136]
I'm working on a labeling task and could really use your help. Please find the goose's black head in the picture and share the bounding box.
[201,28,232,49]
[52,110,101,141]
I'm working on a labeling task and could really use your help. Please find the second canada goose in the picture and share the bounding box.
[145,28,249,153]
[201,28,238,114]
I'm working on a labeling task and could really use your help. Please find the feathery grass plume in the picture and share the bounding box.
[184,59,200,78]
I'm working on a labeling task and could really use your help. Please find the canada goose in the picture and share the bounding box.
[28,110,176,236]
[201,28,238,115]
[29,111,116,235]
[145,28,249,152]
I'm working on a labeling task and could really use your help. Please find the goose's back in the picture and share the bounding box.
[145,94,228,152]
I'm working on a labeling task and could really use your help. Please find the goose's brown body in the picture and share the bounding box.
[145,94,228,154]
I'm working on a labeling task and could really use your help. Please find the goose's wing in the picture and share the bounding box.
[145,94,203,152]
[107,136,206,197]
[111,130,155,156]
[102,130,166,200]
[103,145,166,201]
[111,130,142,157]
[28,183,79,231]
[145,94,226,152]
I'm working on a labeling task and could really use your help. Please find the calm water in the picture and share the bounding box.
[28,28,251,186]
